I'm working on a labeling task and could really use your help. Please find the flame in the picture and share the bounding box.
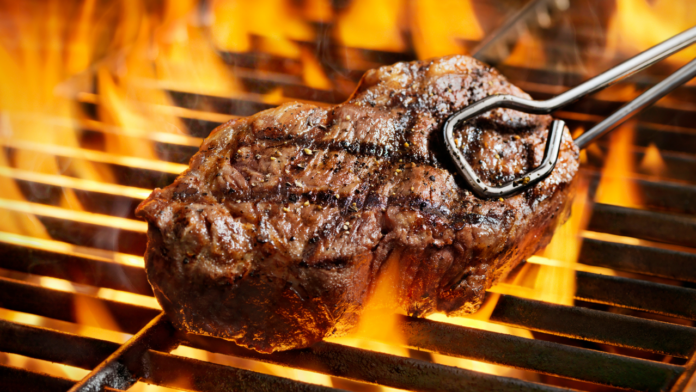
[336,0,406,52]
[504,30,547,68]
[0,0,110,239]
[356,249,407,342]
[639,142,667,177]
[595,123,642,208]
[606,0,696,67]
[425,176,592,379]
[298,0,333,23]
[300,47,332,90]
[410,0,483,59]
[533,175,590,304]
[261,87,287,105]
[325,250,411,391]
[211,0,316,58]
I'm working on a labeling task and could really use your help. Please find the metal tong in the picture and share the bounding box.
[444,26,696,199]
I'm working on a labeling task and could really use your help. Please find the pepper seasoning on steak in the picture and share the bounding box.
[136,55,579,353]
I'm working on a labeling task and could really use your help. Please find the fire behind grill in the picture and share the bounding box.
[1,0,696,391]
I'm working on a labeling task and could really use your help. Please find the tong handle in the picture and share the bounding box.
[575,57,696,148]
[550,26,696,112]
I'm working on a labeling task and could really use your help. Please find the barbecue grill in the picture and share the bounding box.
[1,0,696,391]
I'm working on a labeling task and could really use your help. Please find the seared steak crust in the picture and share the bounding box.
[136,55,579,353]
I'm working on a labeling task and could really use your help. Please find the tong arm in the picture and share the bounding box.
[444,26,696,199]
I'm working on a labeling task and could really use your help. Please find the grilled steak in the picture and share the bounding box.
[136,55,579,353]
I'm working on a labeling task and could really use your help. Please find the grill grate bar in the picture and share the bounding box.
[1,315,572,392]
[610,177,696,215]
[0,276,158,334]
[575,271,696,320]
[8,132,696,198]
[491,295,696,358]
[580,170,696,215]
[126,83,696,137]
[1,142,179,190]
[578,238,696,282]
[400,316,683,391]
[0,364,75,392]
[6,233,695,329]
[0,240,152,296]
[0,319,118,370]
[179,334,570,392]
[588,203,696,248]
[140,349,347,392]
[587,143,696,184]
[671,349,696,392]
[2,268,691,390]
[0,317,345,392]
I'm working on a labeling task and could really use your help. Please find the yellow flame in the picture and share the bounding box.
[0,0,114,239]
[491,174,592,305]
[639,142,667,177]
[298,0,333,23]
[336,0,406,52]
[411,0,483,59]
[260,87,287,105]
[327,250,410,391]
[211,0,315,58]
[353,250,407,345]
[595,123,642,208]
[300,47,332,90]
[594,83,640,101]
[434,178,594,379]
[607,0,696,66]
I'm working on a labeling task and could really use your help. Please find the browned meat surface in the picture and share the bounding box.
[136,55,579,353]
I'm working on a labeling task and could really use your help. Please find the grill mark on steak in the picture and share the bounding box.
[137,55,579,353]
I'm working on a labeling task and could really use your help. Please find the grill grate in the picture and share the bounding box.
[2,0,696,391]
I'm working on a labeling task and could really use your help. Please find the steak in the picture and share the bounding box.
[136,55,579,353]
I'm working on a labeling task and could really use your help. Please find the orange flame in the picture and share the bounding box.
[211,0,316,58]
[327,249,410,391]
[410,0,483,59]
[595,123,642,208]
[606,0,696,67]
[336,0,406,52]
[639,142,667,177]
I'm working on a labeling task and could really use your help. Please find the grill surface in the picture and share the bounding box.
[1,0,696,391]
